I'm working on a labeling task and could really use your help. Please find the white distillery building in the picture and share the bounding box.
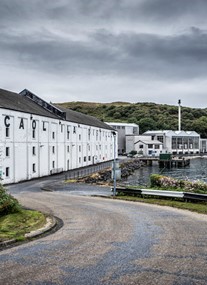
[126,130,200,156]
[105,122,139,154]
[0,88,116,184]
[143,130,200,155]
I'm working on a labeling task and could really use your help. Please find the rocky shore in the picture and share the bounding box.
[76,159,144,185]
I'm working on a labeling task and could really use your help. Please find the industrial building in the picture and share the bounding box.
[0,88,116,184]
[126,130,201,156]
[105,122,139,154]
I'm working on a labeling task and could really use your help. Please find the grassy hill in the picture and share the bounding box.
[57,101,207,138]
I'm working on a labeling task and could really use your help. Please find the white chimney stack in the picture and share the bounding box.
[178,99,181,131]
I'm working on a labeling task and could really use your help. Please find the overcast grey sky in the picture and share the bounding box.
[1,0,207,108]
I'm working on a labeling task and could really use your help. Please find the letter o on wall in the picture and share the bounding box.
[32,120,36,129]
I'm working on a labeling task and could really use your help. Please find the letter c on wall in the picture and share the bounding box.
[4,116,10,127]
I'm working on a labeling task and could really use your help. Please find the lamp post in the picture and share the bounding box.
[112,131,117,197]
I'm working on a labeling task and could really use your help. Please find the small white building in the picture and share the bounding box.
[105,122,139,154]
[0,88,116,184]
[126,135,163,156]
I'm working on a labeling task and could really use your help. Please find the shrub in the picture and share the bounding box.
[150,174,163,187]
[150,174,207,193]
[0,184,22,216]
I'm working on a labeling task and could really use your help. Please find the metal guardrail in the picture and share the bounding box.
[112,187,207,202]
[141,189,184,198]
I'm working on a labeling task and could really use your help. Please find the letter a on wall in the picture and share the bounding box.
[19,118,24,129]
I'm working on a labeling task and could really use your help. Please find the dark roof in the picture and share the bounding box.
[0,88,58,119]
[56,105,113,130]
[0,88,114,130]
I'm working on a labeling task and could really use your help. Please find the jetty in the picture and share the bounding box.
[138,154,190,168]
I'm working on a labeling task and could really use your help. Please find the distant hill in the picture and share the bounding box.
[56,101,207,138]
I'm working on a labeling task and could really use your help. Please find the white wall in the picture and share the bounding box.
[0,108,115,184]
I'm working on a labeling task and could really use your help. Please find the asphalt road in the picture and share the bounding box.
[1,180,207,285]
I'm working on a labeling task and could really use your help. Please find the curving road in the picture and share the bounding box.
[1,180,207,284]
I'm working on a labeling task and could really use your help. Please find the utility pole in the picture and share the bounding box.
[112,131,117,197]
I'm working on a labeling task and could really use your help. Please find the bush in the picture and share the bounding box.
[0,184,22,216]
[150,174,207,193]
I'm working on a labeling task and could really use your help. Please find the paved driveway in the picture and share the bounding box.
[1,180,207,284]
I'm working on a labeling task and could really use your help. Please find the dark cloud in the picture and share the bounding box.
[140,0,207,20]
[0,0,207,107]
[2,26,207,80]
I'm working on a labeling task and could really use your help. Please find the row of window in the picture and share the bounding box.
[4,143,111,159]
[4,154,97,178]
[139,144,161,149]
[5,125,112,141]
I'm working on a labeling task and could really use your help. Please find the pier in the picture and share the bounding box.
[138,154,190,168]
[159,157,190,168]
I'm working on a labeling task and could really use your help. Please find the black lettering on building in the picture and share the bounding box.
[32,120,36,129]
[43,122,46,131]
[19,118,24,129]
[4,116,10,127]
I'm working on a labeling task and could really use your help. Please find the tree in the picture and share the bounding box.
[139,117,157,133]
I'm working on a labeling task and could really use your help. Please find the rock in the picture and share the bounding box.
[77,159,143,185]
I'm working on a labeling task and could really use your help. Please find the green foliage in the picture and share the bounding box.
[57,101,207,136]
[129,150,137,156]
[150,174,207,193]
[0,209,46,241]
[150,174,162,187]
[0,184,21,216]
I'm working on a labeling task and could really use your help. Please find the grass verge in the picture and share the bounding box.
[115,195,207,214]
[0,209,46,242]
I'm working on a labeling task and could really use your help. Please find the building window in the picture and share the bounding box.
[88,156,91,161]
[79,134,81,140]
[32,146,36,155]
[73,126,76,134]
[157,136,164,143]
[67,130,70,140]
[52,161,55,168]
[84,156,86,162]
[52,132,55,139]
[155,145,160,149]
[6,147,9,157]
[79,145,81,152]
[148,144,153,148]
[32,129,36,139]
[32,163,36,173]
[139,145,143,149]
[67,146,69,152]
[5,167,9,177]
[79,157,81,163]
[52,146,55,154]
[5,127,10,138]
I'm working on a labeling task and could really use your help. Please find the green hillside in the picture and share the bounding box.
[57,101,207,138]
